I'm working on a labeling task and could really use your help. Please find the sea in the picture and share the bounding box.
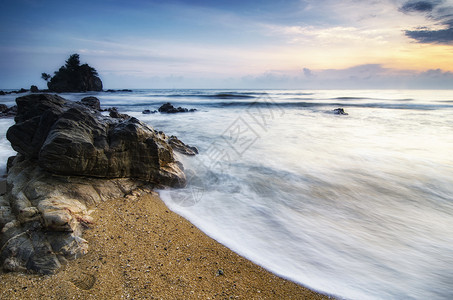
[1,89,452,299]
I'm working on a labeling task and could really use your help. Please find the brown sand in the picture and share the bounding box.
[0,192,332,299]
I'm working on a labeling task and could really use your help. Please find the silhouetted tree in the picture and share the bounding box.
[41,73,51,82]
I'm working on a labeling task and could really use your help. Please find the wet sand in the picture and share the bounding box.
[0,191,332,299]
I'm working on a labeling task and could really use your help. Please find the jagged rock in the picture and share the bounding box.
[108,107,129,119]
[158,102,196,114]
[79,96,101,111]
[7,94,187,187]
[333,108,348,115]
[0,157,148,274]
[169,136,199,156]
[0,104,7,112]
[142,109,156,114]
[1,93,198,274]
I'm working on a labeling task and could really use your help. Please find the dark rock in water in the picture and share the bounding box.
[142,109,156,114]
[15,88,28,94]
[0,104,7,112]
[30,85,39,93]
[1,93,198,274]
[333,108,348,115]
[79,96,101,111]
[0,89,29,95]
[158,102,196,114]
[105,89,133,93]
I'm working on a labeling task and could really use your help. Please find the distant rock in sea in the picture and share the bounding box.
[333,108,348,115]
[0,93,197,274]
[142,109,157,114]
[105,89,133,93]
[158,102,197,113]
[44,54,103,93]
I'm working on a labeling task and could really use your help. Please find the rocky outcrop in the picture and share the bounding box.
[46,54,103,93]
[158,103,197,113]
[333,108,348,115]
[1,93,196,274]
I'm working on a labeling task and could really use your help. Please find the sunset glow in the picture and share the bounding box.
[1,0,452,88]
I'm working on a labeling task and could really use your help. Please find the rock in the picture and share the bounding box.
[168,136,199,156]
[79,96,101,111]
[0,104,7,112]
[47,54,103,93]
[7,94,66,158]
[6,94,186,187]
[30,85,39,93]
[142,109,156,114]
[333,108,348,115]
[158,103,196,114]
[0,158,146,274]
[0,91,5,95]
[1,93,198,274]
[108,107,129,119]
[15,88,28,94]
[105,89,133,93]
[0,105,17,118]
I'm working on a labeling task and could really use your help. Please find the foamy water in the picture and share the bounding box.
[1,90,453,299]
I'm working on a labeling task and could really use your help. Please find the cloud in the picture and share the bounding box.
[400,0,453,44]
[405,27,453,44]
[400,1,437,13]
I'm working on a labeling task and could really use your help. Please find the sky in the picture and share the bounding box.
[1,0,453,89]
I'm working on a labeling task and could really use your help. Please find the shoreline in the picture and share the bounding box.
[0,191,332,299]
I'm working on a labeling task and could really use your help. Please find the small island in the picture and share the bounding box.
[41,54,103,93]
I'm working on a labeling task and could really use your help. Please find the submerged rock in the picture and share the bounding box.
[158,102,196,114]
[333,108,348,115]
[142,109,156,114]
[1,93,197,274]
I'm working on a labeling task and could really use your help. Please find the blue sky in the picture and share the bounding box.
[1,0,453,89]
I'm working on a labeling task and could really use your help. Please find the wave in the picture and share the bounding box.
[207,101,453,110]
[166,92,261,99]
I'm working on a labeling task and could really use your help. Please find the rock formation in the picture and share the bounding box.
[1,94,196,274]
[158,103,197,113]
[333,108,348,115]
[45,54,103,93]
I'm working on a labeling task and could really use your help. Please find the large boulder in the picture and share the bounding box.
[7,94,187,187]
[1,94,196,274]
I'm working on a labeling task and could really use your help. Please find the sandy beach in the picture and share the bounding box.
[0,191,331,299]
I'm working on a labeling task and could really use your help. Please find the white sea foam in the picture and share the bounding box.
[0,118,16,175]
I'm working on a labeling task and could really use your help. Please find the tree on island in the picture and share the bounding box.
[42,53,103,92]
